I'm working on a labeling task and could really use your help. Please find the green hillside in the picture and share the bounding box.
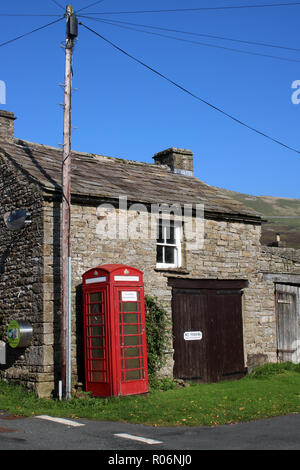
[216,189,300,249]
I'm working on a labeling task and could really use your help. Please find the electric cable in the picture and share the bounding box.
[81,16,300,63]
[80,16,300,53]
[1,1,300,17]
[0,13,63,17]
[79,22,300,156]
[78,2,300,16]
[76,0,106,14]
[50,0,65,12]
[0,17,64,48]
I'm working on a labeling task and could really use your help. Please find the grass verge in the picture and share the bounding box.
[0,363,300,427]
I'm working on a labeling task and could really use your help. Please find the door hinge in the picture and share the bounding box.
[277,348,297,353]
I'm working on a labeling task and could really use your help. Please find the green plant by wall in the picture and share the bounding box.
[144,294,170,379]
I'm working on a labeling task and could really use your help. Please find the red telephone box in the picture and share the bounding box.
[82,264,149,397]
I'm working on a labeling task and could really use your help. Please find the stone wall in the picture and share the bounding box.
[247,247,300,370]
[183,218,280,368]
[43,199,169,392]
[2,178,300,397]
[42,197,285,394]
[0,153,45,395]
[0,111,15,141]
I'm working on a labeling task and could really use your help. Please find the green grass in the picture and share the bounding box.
[217,188,300,248]
[1,363,300,427]
[263,218,300,228]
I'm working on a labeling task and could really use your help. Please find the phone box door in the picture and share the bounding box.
[115,286,149,396]
[82,272,112,397]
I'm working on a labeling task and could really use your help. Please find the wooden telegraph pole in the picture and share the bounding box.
[61,5,77,400]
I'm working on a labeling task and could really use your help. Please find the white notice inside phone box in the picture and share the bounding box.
[122,291,137,301]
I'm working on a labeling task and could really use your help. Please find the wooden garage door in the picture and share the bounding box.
[169,279,247,383]
[275,284,299,363]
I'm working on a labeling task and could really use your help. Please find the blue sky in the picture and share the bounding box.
[1,0,300,198]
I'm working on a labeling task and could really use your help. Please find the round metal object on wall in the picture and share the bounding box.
[7,321,33,348]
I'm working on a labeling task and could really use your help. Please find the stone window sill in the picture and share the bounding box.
[154,267,190,275]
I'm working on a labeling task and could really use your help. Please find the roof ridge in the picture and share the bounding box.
[12,138,173,171]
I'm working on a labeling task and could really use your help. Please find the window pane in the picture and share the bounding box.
[165,246,175,264]
[90,303,102,314]
[91,337,104,347]
[90,325,103,336]
[123,325,140,335]
[124,335,140,346]
[90,348,104,358]
[157,223,163,243]
[90,292,102,302]
[156,245,163,263]
[125,370,141,380]
[125,358,141,369]
[122,302,138,313]
[90,315,103,325]
[91,371,106,382]
[167,224,175,244]
[123,347,140,357]
[122,313,138,324]
[90,359,106,370]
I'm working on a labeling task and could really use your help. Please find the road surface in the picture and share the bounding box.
[0,410,299,452]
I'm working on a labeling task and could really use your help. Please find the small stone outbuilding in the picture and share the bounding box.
[0,109,300,397]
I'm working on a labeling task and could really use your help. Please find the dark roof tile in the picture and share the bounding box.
[0,138,261,219]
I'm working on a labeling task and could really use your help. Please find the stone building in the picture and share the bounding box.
[0,109,300,397]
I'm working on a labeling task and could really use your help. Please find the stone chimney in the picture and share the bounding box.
[153,148,194,176]
[267,233,287,248]
[0,110,16,141]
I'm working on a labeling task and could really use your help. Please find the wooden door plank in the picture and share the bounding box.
[172,285,245,382]
[275,284,298,363]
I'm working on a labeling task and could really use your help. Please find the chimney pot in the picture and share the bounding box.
[0,110,16,141]
[153,147,194,176]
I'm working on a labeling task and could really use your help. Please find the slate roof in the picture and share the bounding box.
[0,138,261,221]
[262,246,300,263]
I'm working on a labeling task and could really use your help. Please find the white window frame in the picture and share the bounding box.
[156,219,182,269]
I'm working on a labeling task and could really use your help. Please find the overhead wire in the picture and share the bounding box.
[80,16,300,63]
[76,0,106,14]
[49,0,65,12]
[1,1,299,17]
[78,2,300,15]
[0,4,298,155]
[79,16,300,53]
[0,16,65,48]
[0,13,63,17]
[0,0,103,15]
[79,21,300,156]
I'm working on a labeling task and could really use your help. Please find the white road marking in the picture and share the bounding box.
[35,415,85,427]
[114,433,162,445]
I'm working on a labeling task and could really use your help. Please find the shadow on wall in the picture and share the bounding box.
[0,145,86,393]
[52,199,62,397]
[51,201,85,394]
[0,345,27,370]
[0,230,31,370]
[75,283,85,385]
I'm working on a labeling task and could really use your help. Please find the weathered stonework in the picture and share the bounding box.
[0,110,15,141]
[1,110,300,397]
[2,171,300,397]
[0,152,46,395]
[40,198,300,396]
